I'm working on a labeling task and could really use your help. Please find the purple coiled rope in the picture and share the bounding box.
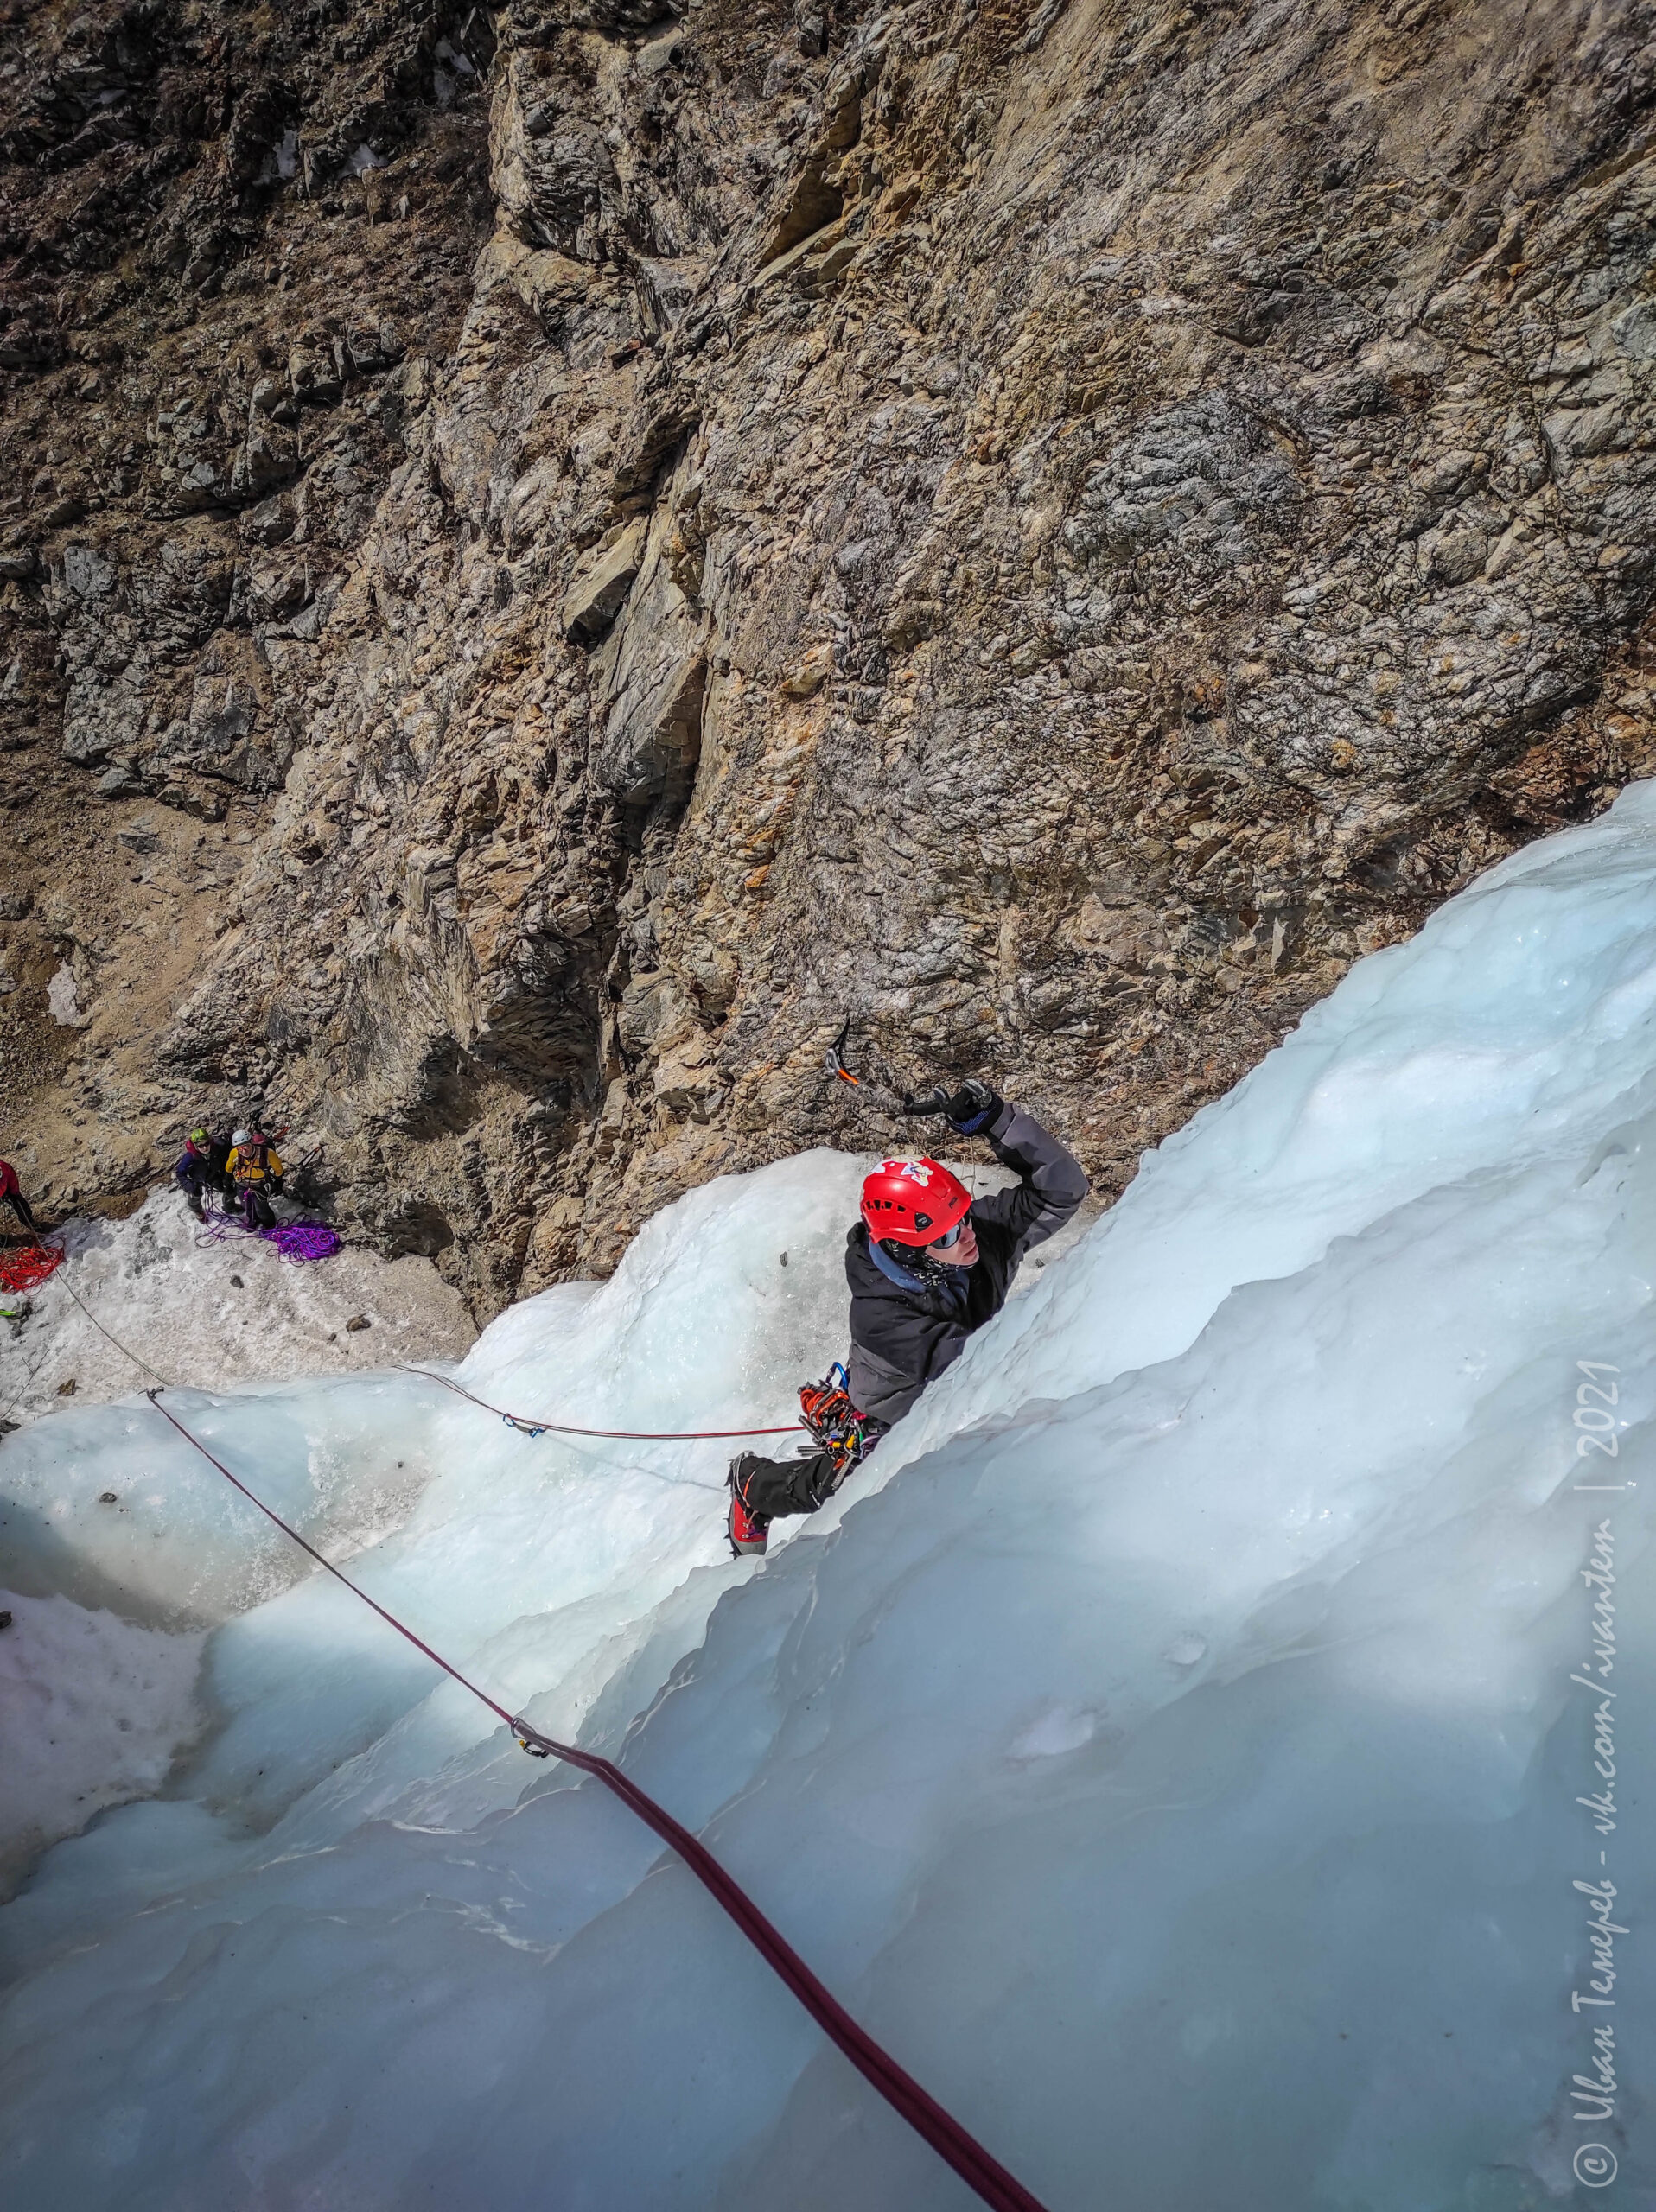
[264,1221,341,1263]
[194,1210,340,1262]
[194,1210,247,1248]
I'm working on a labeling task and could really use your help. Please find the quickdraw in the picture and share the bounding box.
[799,1361,872,1481]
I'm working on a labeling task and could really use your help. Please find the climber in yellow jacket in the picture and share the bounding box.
[226,1128,284,1230]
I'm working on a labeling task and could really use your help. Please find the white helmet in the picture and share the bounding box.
[232,1128,251,1145]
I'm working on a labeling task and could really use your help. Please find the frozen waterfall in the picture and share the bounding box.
[3,786,1656,2209]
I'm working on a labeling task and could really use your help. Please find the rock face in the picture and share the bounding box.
[3,0,1655,1313]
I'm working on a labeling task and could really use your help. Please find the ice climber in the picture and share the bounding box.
[727,1081,1088,1555]
[226,1128,284,1230]
[173,1129,220,1220]
[0,1156,41,1236]
[201,1126,239,1207]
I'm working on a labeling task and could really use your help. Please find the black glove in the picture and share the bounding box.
[905,1079,1002,1135]
[269,1178,285,1198]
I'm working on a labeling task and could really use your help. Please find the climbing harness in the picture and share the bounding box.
[799,1361,872,1482]
[0,1243,65,1296]
[142,1386,1050,2212]
[228,1135,279,1184]
[400,1362,804,1443]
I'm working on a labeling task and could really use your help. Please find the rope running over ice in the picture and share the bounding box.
[54,1268,172,1388]
[399,1361,804,1442]
[143,1388,1048,2212]
[3,1211,335,1427]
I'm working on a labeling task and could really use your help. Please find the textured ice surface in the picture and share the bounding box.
[4,789,1656,2208]
[0,1591,205,1896]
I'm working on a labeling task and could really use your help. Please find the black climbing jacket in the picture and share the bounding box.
[175,1148,214,1198]
[845,1099,1088,1429]
[729,1102,1089,1527]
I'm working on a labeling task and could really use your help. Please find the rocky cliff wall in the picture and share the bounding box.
[3,0,1654,1314]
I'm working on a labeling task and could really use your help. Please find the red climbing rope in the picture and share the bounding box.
[145,1386,506,1704]
[399,1362,804,1442]
[0,1243,66,1296]
[142,1388,1049,2212]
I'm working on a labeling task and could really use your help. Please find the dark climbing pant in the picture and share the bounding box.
[3,1189,38,1235]
[175,1162,211,1216]
[730,1447,842,1522]
[240,1185,277,1230]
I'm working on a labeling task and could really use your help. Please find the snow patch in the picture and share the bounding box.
[0,1188,475,1424]
[45,962,86,1027]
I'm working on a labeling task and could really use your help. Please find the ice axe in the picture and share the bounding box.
[822,1021,976,1120]
[823,1019,908,1114]
[823,1018,868,1091]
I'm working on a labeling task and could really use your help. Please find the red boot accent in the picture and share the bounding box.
[727,1471,769,1557]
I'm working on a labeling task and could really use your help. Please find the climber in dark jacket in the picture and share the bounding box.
[203,1128,238,1206]
[728,1082,1088,1551]
[174,1129,220,1220]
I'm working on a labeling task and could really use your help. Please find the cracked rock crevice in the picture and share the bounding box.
[3,0,1655,1314]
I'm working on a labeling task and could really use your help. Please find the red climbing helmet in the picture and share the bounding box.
[859,1156,971,1248]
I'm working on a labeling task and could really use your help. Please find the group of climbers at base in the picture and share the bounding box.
[174,1126,286,1230]
[3,1127,306,1247]
[727,1079,1089,1556]
[0,1121,334,1327]
[174,1122,340,1262]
